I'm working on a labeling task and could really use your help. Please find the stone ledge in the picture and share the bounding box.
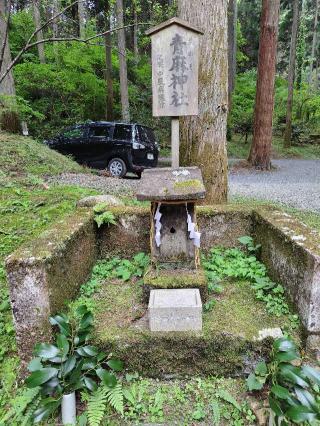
[253,209,320,334]
[5,210,98,365]
[143,265,208,302]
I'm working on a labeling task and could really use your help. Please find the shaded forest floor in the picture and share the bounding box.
[227,134,320,160]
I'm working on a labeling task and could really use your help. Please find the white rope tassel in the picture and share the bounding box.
[186,204,201,248]
[154,203,162,247]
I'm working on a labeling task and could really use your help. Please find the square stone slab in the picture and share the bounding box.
[148,288,202,332]
[136,167,206,201]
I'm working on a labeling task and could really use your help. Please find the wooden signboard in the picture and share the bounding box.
[146,18,203,118]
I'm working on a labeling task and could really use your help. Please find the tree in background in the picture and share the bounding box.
[0,0,16,96]
[116,0,130,122]
[248,0,280,169]
[228,0,237,109]
[283,0,300,148]
[32,0,45,63]
[78,0,86,38]
[178,0,228,204]
[104,0,113,120]
[308,0,319,86]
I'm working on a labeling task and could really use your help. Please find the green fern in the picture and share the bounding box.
[21,394,41,426]
[211,399,221,425]
[106,383,124,415]
[217,389,241,411]
[86,383,124,426]
[87,386,108,426]
[0,386,40,425]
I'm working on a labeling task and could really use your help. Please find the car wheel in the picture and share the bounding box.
[107,158,127,178]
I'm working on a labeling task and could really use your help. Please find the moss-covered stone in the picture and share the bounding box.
[93,278,298,377]
[253,209,320,334]
[5,209,98,367]
[143,265,208,302]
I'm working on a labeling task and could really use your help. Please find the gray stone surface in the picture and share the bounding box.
[77,194,123,207]
[254,209,320,334]
[148,288,202,332]
[5,210,98,368]
[136,167,206,201]
[256,328,283,341]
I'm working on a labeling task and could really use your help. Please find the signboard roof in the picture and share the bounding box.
[145,17,203,37]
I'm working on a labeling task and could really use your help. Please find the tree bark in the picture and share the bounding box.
[178,0,228,204]
[116,0,130,122]
[78,0,86,38]
[32,0,46,63]
[283,0,300,148]
[133,2,139,63]
[308,0,319,86]
[248,0,280,170]
[105,2,113,120]
[52,0,59,38]
[228,0,237,109]
[0,0,16,96]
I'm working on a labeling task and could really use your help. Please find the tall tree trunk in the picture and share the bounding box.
[32,0,46,63]
[133,2,139,63]
[105,2,113,120]
[178,0,228,204]
[0,0,16,96]
[296,0,307,90]
[248,0,280,170]
[283,0,300,148]
[228,0,237,109]
[116,0,130,122]
[308,0,319,86]
[78,0,86,38]
[52,0,59,38]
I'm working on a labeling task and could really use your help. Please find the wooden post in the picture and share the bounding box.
[171,117,180,168]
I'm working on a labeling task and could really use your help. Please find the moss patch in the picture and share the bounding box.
[173,179,202,192]
[93,278,299,377]
[143,265,208,301]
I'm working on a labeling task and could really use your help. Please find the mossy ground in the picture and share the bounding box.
[0,132,98,417]
[143,264,208,301]
[92,276,299,377]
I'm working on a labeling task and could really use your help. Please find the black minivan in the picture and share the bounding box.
[45,121,159,177]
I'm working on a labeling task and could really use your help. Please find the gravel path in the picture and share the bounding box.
[46,172,139,196]
[229,159,320,212]
[47,159,320,212]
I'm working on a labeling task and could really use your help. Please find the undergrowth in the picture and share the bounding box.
[202,237,300,330]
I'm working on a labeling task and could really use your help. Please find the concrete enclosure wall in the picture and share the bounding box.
[5,210,98,365]
[5,204,320,365]
[253,210,320,339]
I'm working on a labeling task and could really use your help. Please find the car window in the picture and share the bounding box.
[89,126,111,138]
[113,125,132,141]
[137,126,155,143]
[62,127,84,138]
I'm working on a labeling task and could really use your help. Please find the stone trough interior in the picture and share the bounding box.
[5,203,320,375]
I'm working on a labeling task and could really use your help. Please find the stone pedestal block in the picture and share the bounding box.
[148,288,202,332]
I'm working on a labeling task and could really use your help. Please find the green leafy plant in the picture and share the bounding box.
[25,305,123,423]
[202,244,297,322]
[85,382,124,426]
[93,204,117,228]
[204,299,216,312]
[246,337,320,424]
[0,386,41,425]
[238,235,261,253]
[80,253,150,298]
